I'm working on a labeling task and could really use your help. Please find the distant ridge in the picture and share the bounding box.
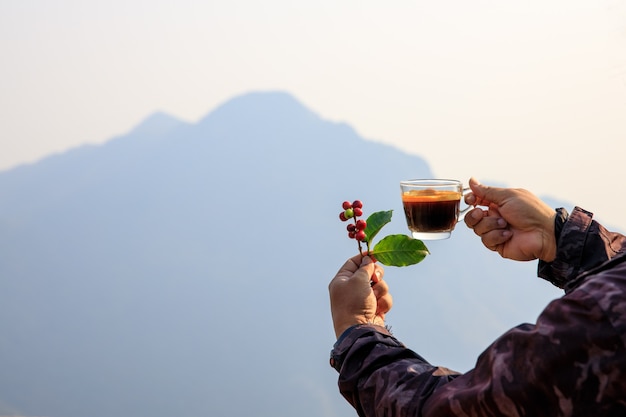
[130,111,187,136]
[199,91,320,125]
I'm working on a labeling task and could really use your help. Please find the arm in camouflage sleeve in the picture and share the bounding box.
[334,272,626,417]
[538,206,626,290]
[331,324,462,417]
[333,209,626,417]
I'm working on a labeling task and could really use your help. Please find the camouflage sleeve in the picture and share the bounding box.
[330,324,461,417]
[332,259,626,416]
[538,206,626,290]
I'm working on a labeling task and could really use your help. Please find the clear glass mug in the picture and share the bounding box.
[400,179,472,240]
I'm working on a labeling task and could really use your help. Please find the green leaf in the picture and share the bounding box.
[371,234,429,267]
[364,210,393,243]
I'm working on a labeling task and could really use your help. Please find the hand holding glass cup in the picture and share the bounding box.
[400,179,472,240]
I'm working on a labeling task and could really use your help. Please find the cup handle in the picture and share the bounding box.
[457,187,473,222]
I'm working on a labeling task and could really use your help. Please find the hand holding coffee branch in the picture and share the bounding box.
[328,255,390,339]
[328,178,626,417]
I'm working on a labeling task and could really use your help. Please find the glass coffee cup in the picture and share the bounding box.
[400,179,472,240]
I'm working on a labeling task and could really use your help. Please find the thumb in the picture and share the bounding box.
[356,256,376,284]
[469,177,509,207]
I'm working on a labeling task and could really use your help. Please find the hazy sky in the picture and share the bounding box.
[2,0,625,228]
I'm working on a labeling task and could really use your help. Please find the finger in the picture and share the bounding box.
[472,215,508,237]
[334,254,361,275]
[467,177,486,206]
[481,229,512,251]
[464,207,486,228]
[335,254,373,281]
[376,293,393,315]
[372,279,392,315]
[487,203,502,217]
[464,192,476,206]
[464,177,479,206]
[470,178,511,208]
[371,279,389,299]
[330,256,374,297]
[370,263,384,284]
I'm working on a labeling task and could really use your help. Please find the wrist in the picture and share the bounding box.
[334,323,355,339]
[540,208,568,262]
[334,317,384,339]
[538,211,557,262]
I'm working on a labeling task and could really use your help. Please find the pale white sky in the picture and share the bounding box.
[2,0,625,228]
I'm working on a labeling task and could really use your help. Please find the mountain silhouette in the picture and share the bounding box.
[0,91,564,417]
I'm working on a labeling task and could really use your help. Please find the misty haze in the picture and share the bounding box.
[0,92,570,417]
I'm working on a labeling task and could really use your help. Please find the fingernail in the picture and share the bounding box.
[497,218,507,227]
[502,230,512,238]
[371,270,382,283]
[471,209,483,219]
[360,256,372,266]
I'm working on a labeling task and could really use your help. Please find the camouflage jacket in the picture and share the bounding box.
[331,207,626,417]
